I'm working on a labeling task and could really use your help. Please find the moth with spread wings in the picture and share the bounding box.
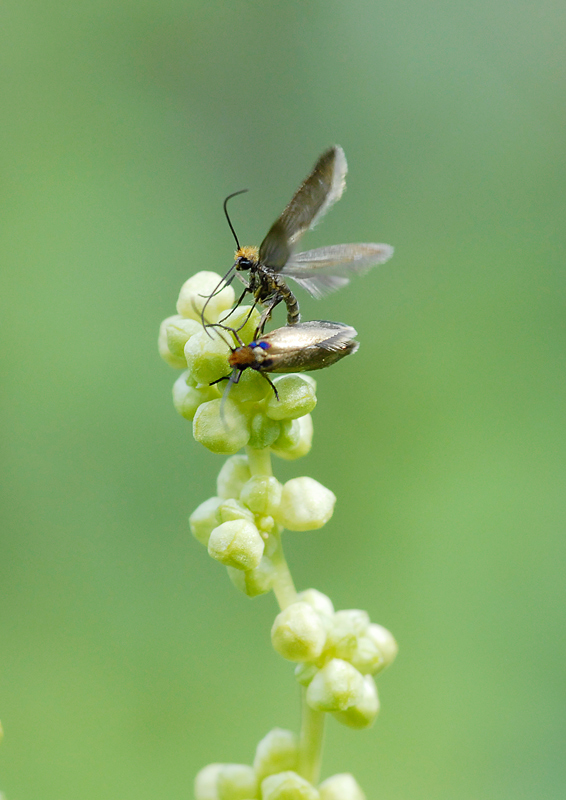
[205,146,394,334]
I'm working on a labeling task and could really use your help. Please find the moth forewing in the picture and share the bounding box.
[258,146,348,269]
[229,321,359,375]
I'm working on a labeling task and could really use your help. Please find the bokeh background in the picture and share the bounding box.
[1,1,565,798]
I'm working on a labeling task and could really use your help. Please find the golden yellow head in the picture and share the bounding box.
[235,246,259,267]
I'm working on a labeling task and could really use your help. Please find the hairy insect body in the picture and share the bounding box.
[210,146,394,334]
[235,248,300,328]
[228,321,358,375]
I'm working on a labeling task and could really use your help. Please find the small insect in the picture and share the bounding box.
[204,146,394,334]
[214,320,359,399]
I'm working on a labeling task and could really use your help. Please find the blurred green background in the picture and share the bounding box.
[1,1,565,798]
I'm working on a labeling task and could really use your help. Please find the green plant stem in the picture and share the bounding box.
[246,445,324,782]
[246,446,273,477]
[270,528,297,610]
[298,688,326,785]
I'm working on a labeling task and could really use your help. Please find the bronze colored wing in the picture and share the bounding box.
[280,242,394,299]
[258,146,348,270]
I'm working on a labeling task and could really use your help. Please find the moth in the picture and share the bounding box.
[214,320,359,399]
[204,146,393,334]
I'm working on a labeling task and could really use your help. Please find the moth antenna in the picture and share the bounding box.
[208,319,245,348]
[223,189,248,250]
[200,265,237,336]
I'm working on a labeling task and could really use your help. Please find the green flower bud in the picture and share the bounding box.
[218,499,255,524]
[227,556,275,597]
[257,515,275,533]
[261,771,319,800]
[276,478,335,531]
[208,520,264,570]
[184,330,231,385]
[220,304,262,345]
[271,602,326,662]
[216,764,258,800]
[349,634,384,675]
[193,399,250,455]
[294,662,319,687]
[271,415,313,461]
[296,589,334,620]
[306,659,364,712]
[366,623,398,672]
[158,315,188,369]
[176,271,235,322]
[230,370,271,404]
[329,610,370,661]
[189,497,223,546]
[195,763,224,800]
[165,315,202,358]
[217,455,251,500]
[248,413,281,450]
[240,476,283,516]
[253,728,299,784]
[318,774,365,800]
[266,376,317,421]
[173,371,220,420]
[332,676,379,730]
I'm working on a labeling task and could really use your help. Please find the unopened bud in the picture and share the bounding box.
[294,662,319,687]
[318,773,365,800]
[240,476,283,516]
[296,589,334,620]
[165,315,202,358]
[158,315,187,369]
[216,763,258,800]
[271,415,314,461]
[189,497,222,546]
[277,477,335,531]
[184,330,231,386]
[208,520,264,570]
[329,610,370,661]
[227,556,275,597]
[193,399,250,455]
[332,676,379,729]
[266,375,317,421]
[262,771,319,800]
[306,659,364,712]
[248,412,281,450]
[194,763,223,800]
[217,499,255,524]
[366,623,398,672]
[217,455,251,500]
[271,602,327,662]
[253,728,299,784]
[173,371,220,420]
[176,271,235,322]
[220,304,261,345]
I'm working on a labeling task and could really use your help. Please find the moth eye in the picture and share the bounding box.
[258,341,270,350]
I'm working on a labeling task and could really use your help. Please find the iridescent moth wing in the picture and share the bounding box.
[258,146,348,270]
[258,145,393,298]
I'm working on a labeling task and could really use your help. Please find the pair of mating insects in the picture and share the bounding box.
[203,145,394,398]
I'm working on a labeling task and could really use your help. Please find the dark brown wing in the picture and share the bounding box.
[258,146,347,270]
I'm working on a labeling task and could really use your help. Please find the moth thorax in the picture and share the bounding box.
[229,345,263,369]
[235,245,259,270]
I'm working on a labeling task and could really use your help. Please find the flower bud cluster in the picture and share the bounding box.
[194,728,366,800]
[159,271,316,459]
[271,590,397,729]
[190,456,336,596]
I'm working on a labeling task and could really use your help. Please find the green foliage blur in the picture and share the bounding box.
[1,2,565,798]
